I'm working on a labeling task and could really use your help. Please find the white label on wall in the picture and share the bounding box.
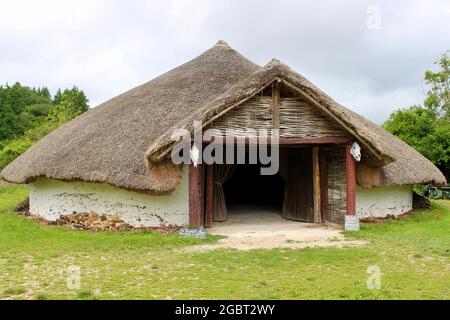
[345,215,360,232]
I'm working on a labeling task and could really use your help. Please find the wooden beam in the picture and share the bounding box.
[280,137,350,145]
[272,81,280,129]
[280,79,385,163]
[205,165,214,228]
[312,147,322,223]
[345,144,356,216]
[189,163,204,228]
[320,148,328,223]
[203,136,351,145]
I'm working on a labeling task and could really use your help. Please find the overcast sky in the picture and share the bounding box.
[1,0,449,124]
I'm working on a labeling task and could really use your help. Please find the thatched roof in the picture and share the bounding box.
[1,41,446,191]
[145,58,446,188]
[1,41,259,192]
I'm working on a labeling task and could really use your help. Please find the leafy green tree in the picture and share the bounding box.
[34,87,51,99]
[0,93,18,141]
[0,83,89,170]
[52,88,63,105]
[384,106,435,147]
[423,52,449,117]
[48,87,89,124]
[0,83,52,141]
[384,52,450,180]
[0,138,33,169]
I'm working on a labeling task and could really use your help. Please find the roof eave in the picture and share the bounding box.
[145,60,394,166]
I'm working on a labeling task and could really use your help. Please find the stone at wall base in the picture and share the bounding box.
[344,215,360,232]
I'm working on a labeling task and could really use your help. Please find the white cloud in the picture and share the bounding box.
[0,0,448,122]
[0,0,103,31]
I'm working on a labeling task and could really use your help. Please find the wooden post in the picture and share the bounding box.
[320,148,328,223]
[345,144,356,216]
[205,165,214,228]
[272,81,280,129]
[189,163,204,228]
[312,147,322,223]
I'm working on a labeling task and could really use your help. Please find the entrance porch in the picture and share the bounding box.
[188,139,357,229]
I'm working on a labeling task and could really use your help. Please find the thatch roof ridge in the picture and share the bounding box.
[2,42,445,190]
[1,41,260,192]
[146,58,446,187]
[146,59,393,163]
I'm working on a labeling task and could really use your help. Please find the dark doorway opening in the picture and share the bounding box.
[214,147,315,222]
[223,164,285,215]
[206,147,318,226]
[224,164,284,209]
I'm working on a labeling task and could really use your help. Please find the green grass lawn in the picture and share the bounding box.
[0,184,449,300]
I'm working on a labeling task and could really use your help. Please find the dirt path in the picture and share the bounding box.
[185,210,366,252]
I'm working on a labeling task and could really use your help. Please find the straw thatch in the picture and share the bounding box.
[1,41,259,192]
[205,96,349,138]
[145,57,446,188]
[1,41,446,191]
[146,59,395,164]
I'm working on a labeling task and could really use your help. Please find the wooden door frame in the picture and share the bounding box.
[345,144,356,216]
[188,138,354,228]
[188,163,204,228]
[319,147,329,223]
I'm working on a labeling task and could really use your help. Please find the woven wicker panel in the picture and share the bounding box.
[206,96,273,136]
[279,97,347,138]
[207,96,348,138]
[326,147,347,224]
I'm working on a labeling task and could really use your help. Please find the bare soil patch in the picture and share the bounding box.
[186,210,366,251]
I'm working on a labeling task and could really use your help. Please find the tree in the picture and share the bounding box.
[0,83,52,141]
[423,52,449,118]
[34,86,51,99]
[53,88,63,105]
[0,83,89,170]
[48,86,89,124]
[384,52,450,180]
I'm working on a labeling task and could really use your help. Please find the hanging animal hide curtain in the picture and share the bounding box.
[213,164,236,222]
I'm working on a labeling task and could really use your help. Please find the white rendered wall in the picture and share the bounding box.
[356,185,413,218]
[29,167,189,227]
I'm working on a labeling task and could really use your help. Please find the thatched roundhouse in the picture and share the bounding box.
[2,41,446,229]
